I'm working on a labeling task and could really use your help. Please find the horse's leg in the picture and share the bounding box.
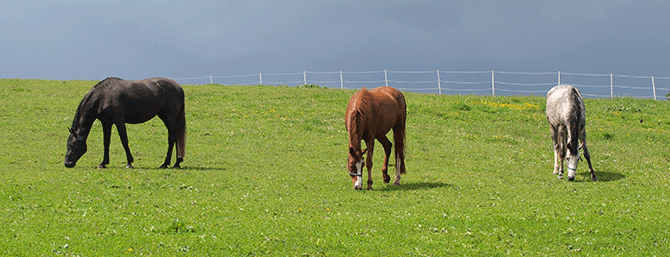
[160,134,175,169]
[377,136,392,183]
[580,130,597,181]
[98,121,113,169]
[550,125,560,175]
[159,115,176,169]
[115,122,134,169]
[364,140,375,190]
[554,125,567,179]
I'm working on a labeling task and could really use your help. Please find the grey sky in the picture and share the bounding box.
[1,1,668,83]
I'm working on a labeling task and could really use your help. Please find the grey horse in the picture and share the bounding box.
[546,84,597,181]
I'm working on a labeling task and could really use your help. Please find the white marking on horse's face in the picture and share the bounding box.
[352,159,364,189]
[355,160,363,174]
[353,177,362,190]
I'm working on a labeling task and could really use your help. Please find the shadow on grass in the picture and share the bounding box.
[178,166,227,171]
[592,170,625,182]
[135,166,227,171]
[574,170,625,182]
[378,181,454,191]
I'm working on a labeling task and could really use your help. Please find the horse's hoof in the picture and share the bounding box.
[393,181,401,186]
[383,176,390,183]
[126,164,134,169]
[172,164,181,169]
[97,165,107,169]
[159,165,168,169]
[591,176,598,181]
[568,176,575,181]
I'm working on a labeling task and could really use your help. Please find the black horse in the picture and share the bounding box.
[64,77,186,169]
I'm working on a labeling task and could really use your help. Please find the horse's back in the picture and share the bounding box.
[147,77,183,91]
[131,77,183,96]
[370,87,406,108]
[367,87,406,133]
[110,77,183,102]
[546,84,584,126]
[369,87,406,115]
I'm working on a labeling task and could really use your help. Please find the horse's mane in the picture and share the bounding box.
[569,86,584,107]
[346,88,374,150]
[349,87,373,114]
[70,79,114,132]
[562,85,584,117]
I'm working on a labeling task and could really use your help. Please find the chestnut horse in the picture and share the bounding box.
[345,87,406,190]
[546,84,596,181]
[64,77,186,169]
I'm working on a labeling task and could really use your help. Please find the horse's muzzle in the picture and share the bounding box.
[64,161,76,168]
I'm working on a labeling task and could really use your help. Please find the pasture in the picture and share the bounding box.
[1,79,669,256]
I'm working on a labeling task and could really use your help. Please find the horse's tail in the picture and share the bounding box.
[394,91,407,174]
[393,126,406,174]
[176,94,186,159]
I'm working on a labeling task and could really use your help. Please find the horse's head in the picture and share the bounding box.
[565,149,580,181]
[64,127,87,168]
[348,147,367,190]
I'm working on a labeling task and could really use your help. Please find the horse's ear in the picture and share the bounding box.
[68,127,73,133]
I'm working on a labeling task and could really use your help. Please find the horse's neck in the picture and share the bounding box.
[348,128,362,148]
[76,113,97,138]
[347,110,364,149]
[73,92,100,138]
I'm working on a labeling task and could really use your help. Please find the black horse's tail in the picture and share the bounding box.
[176,95,186,160]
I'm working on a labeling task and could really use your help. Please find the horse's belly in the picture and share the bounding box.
[123,99,163,123]
[124,112,158,124]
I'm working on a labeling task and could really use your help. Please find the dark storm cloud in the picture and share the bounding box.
[1,1,668,81]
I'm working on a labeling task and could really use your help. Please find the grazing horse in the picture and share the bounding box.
[546,84,596,181]
[345,87,407,190]
[64,77,186,169]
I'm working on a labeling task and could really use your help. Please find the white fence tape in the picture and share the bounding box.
[170,70,670,100]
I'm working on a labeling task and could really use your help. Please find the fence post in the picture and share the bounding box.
[209,75,213,84]
[557,71,560,85]
[259,73,263,85]
[652,76,657,100]
[610,73,613,98]
[340,71,343,90]
[384,70,388,87]
[491,70,495,96]
[437,70,441,95]
[303,70,307,85]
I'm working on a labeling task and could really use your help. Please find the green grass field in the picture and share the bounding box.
[1,79,669,256]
